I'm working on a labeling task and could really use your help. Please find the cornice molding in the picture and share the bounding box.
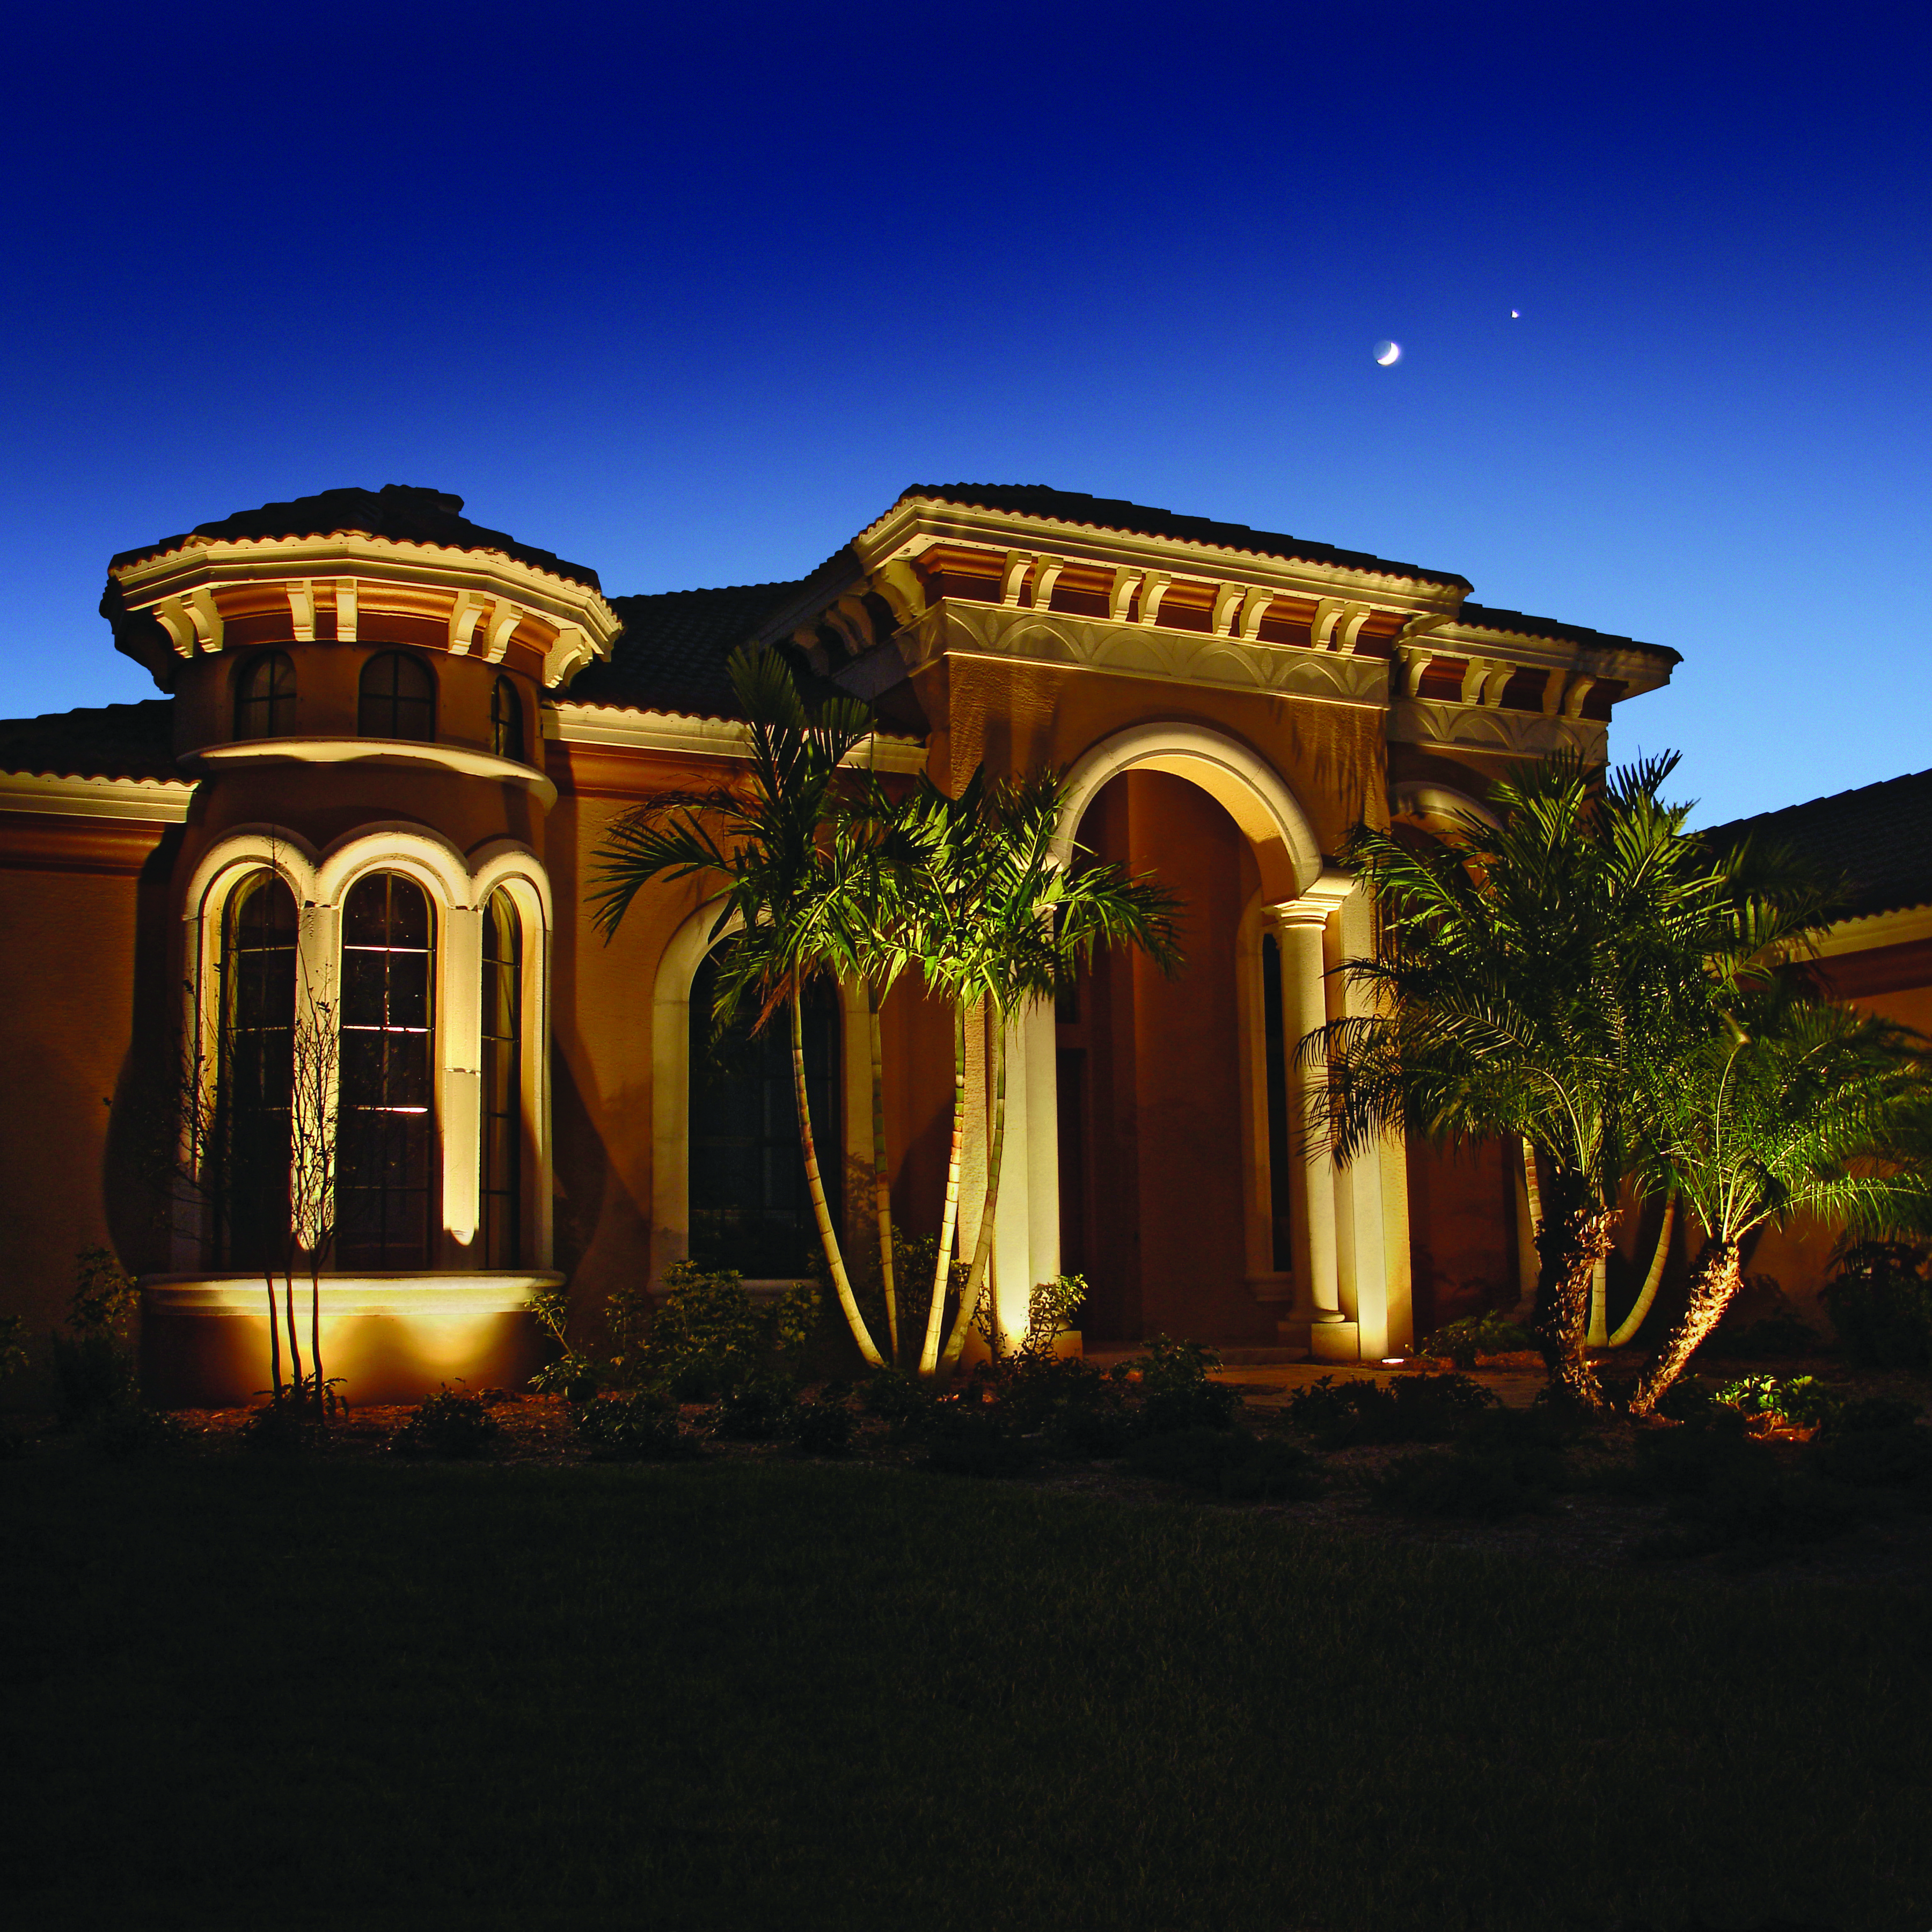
[184,737,559,806]
[552,705,929,774]
[1387,695,1608,759]
[1812,903,1932,958]
[901,602,1391,709]
[0,770,196,822]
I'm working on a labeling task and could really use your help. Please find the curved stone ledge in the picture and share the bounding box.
[181,738,558,807]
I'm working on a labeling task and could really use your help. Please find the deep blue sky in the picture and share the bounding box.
[4,1,1926,825]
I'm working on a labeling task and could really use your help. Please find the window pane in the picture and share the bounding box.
[217,871,297,1270]
[479,891,521,1268]
[357,652,436,741]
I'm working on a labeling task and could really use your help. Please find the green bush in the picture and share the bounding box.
[858,1370,938,1430]
[1821,1242,1932,1368]
[1125,1426,1322,1502]
[52,1247,141,1421]
[1369,1450,1549,1520]
[240,1399,324,1455]
[573,1390,699,1461]
[993,1354,1131,1459]
[710,1371,797,1441]
[389,1385,499,1459]
[1131,1336,1243,1435]
[787,1400,854,1457]
[640,1264,818,1402]
[1284,1372,1496,1449]
[87,1406,192,1460]
[1417,1309,1534,1368]
[924,1406,1032,1479]
[1713,1373,1848,1431]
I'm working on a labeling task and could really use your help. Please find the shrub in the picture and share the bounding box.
[1125,1426,1322,1502]
[788,1400,854,1457]
[710,1371,797,1442]
[1713,1373,1848,1431]
[858,1370,937,1431]
[639,1265,819,1402]
[1284,1372,1496,1449]
[1821,1242,1932,1368]
[1612,1424,1767,1500]
[1703,1312,1823,1359]
[925,1406,1033,1479]
[994,1354,1131,1459]
[52,1247,140,1421]
[1417,1309,1534,1368]
[1131,1336,1243,1435]
[87,1405,192,1460]
[240,1400,325,1454]
[389,1385,499,1459]
[0,1311,30,1381]
[573,1390,699,1461]
[1457,1402,1579,1453]
[1370,1450,1549,1520]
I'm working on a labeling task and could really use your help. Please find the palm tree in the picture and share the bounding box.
[591,645,888,1369]
[1628,991,1932,1413]
[1306,752,1819,1411]
[894,769,1180,1376]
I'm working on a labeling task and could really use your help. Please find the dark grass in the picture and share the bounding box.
[4,1455,1930,1931]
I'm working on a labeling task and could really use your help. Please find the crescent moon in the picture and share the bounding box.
[1374,340,1401,366]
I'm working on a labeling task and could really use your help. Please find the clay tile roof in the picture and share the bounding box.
[1454,602,1680,665]
[0,699,180,783]
[1708,767,1932,921]
[890,484,1474,590]
[110,485,603,593]
[566,582,814,720]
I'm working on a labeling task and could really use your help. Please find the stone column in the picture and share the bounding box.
[438,902,484,1260]
[1269,873,1356,1360]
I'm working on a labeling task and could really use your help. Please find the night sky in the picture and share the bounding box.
[4,1,1926,825]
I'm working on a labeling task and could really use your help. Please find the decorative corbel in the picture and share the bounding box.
[824,596,874,657]
[1561,674,1597,719]
[1109,568,1144,623]
[152,598,196,658]
[1480,663,1514,708]
[1210,583,1245,637]
[484,604,522,664]
[1137,572,1173,627]
[1238,587,1275,640]
[1336,605,1373,655]
[1309,598,1346,650]
[1000,552,1035,607]
[288,583,316,643]
[448,590,485,657]
[334,581,358,643]
[543,624,593,687]
[1541,668,1568,715]
[870,558,928,628]
[1394,645,1435,697]
[1028,555,1065,610]
[1460,658,1495,705]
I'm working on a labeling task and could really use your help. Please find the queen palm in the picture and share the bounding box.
[1628,991,1932,1413]
[591,645,887,1369]
[1307,753,1819,1411]
[890,769,1180,1377]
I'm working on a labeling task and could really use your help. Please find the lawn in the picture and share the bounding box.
[4,1452,1928,1931]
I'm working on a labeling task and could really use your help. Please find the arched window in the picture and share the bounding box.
[480,890,521,1267]
[689,949,838,1278]
[357,651,436,741]
[490,676,524,762]
[234,652,297,740]
[217,871,297,1267]
[338,873,435,1268]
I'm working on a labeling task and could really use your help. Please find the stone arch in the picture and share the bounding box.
[1052,721,1322,902]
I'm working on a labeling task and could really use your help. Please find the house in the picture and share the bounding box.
[0,481,1720,1401]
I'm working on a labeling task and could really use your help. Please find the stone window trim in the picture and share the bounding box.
[179,822,552,1274]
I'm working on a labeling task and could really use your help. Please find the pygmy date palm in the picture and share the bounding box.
[1305,752,1822,1411]
[591,644,888,1368]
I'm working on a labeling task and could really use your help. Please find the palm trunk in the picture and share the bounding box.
[868,989,898,1367]
[265,1270,282,1400]
[918,1003,968,1377]
[1513,1138,1546,1320]
[1607,1194,1675,1349]
[1587,1255,1610,1348]
[1532,1184,1613,1411]
[791,982,884,1370]
[941,1005,1006,1372]
[1630,1239,1740,1416]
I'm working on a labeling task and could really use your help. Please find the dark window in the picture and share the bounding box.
[337,873,435,1268]
[689,949,838,1278]
[1262,932,1293,1272]
[217,872,296,1267]
[234,652,297,740]
[490,676,524,762]
[480,890,521,1268]
[357,651,435,741]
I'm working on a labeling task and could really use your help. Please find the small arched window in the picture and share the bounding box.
[490,676,524,763]
[357,652,436,741]
[217,870,297,1266]
[480,890,522,1266]
[338,873,435,1268]
[234,652,297,740]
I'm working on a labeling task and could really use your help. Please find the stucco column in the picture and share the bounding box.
[439,902,484,1257]
[1333,881,1391,1359]
[1269,873,1355,1359]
